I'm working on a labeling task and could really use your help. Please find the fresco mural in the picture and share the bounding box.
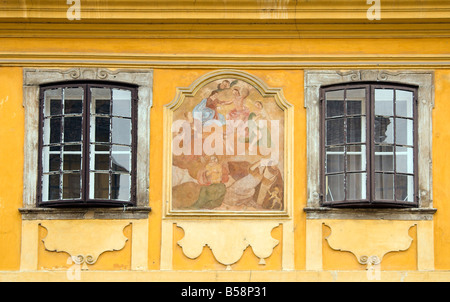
[171,76,285,212]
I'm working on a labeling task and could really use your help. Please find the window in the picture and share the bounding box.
[38,81,138,207]
[320,82,417,207]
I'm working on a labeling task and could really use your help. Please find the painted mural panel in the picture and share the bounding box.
[171,74,285,213]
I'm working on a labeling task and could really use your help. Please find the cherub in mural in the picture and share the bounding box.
[216,79,239,91]
[268,187,282,210]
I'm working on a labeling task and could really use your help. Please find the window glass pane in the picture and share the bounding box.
[42,146,60,173]
[64,144,81,152]
[94,117,110,143]
[375,89,394,116]
[62,173,81,199]
[347,144,366,172]
[95,99,111,115]
[395,90,413,118]
[346,89,366,115]
[43,117,62,145]
[112,145,131,172]
[326,174,345,202]
[325,146,344,173]
[44,88,62,116]
[42,174,61,201]
[64,87,83,114]
[63,116,82,142]
[93,144,110,171]
[374,117,393,144]
[91,87,111,115]
[375,173,394,200]
[395,118,414,146]
[347,173,367,200]
[112,117,131,145]
[111,173,131,201]
[92,172,109,199]
[326,118,344,145]
[63,153,81,171]
[396,146,414,174]
[325,90,344,117]
[112,89,132,118]
[347,116,365,143]
[395,174,414,202]
[375,145,394,172]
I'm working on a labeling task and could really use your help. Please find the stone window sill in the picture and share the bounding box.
[19,206,151,220]
[303,206,436,221]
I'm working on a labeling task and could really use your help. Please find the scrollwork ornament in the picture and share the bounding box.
[378,70,401,81]
[359,255,381,267]
[97,69,110,79]
[61,68,81,79]
[72,255,84,265]
[85,255,96,265]
[359,255,369,264]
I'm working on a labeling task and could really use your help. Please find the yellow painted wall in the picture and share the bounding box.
[0,67,23,271]
[0,33,449,276]
[433,70,450,270]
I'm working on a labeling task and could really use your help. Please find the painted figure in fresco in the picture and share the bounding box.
[192,90,232,127]
[217,79,238,91]
[226,86,250,122]
[217,80,231,91]
[268,187,282,210]
[221,160,281,209]
[247,101,272,150]
[189,156,229,209]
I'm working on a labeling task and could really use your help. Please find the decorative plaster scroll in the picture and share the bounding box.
[176,221,280,269]
[40,220,130,266]
[324,220,415,268]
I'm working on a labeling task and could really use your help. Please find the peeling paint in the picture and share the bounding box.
[0,96,9,109]
[258,0,291,19]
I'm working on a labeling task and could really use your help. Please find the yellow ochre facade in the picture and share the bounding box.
[0,0,450,282]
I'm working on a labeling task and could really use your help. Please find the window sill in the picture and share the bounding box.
[303,206,436,221]
[19,206,151,220]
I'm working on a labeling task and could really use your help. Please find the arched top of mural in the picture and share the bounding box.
[166,69,292,112]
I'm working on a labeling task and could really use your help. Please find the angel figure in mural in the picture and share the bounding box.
[192,90,232,127]
[247,100,272,151]
[188,156,230,210]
